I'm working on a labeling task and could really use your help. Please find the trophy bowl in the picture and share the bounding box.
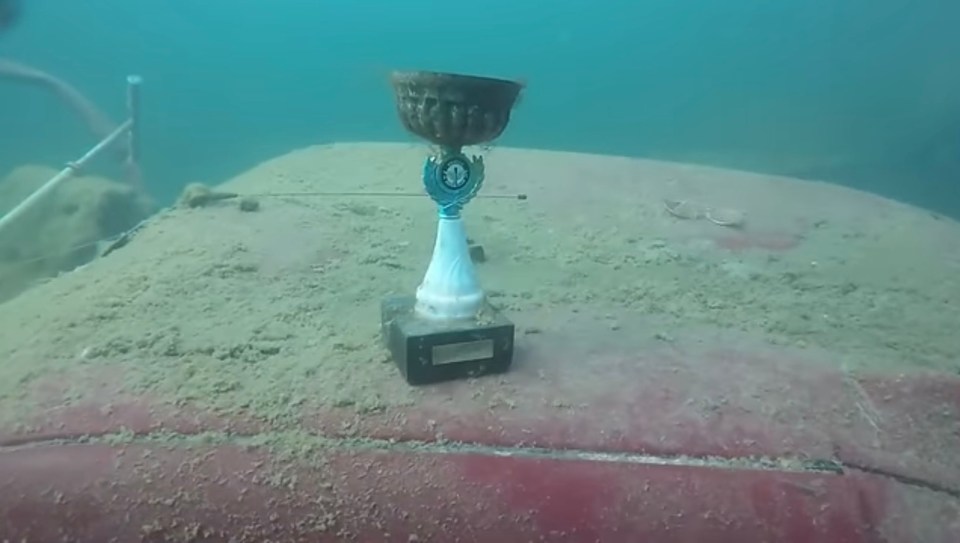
[390,70,524,149]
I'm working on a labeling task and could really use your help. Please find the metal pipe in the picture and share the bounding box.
[0,118,132,235]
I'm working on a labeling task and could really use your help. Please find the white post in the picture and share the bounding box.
[414,215,485,320]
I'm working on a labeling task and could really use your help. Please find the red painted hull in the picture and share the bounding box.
[2,312,957,542]
[4,442,954,543]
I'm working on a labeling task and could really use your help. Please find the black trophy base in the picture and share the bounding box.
[380,296,514,386]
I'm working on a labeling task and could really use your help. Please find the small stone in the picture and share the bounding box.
[654,331,675,342]
[469,244,486,263]
[239,197,260,212]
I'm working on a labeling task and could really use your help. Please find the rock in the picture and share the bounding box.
[0,164,154,302]
[239,197,260,212]
[469,244,486,263]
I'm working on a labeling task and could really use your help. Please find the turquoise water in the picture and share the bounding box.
[1,4,960,539]
[2,0,958,215]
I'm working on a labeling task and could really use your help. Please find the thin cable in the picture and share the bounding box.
[0,190,527,268]
[243,191,527,200]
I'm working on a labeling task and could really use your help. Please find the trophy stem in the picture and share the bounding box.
[414,214,484,320]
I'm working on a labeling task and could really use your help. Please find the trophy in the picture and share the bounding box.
[381,70,524,385]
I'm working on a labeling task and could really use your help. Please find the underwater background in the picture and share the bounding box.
[1,0,958,216]
[2,3,960,539]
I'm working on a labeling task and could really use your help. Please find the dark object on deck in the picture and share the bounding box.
[469,244,486,263]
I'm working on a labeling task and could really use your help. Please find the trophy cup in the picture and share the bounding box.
[381,70,524,386]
